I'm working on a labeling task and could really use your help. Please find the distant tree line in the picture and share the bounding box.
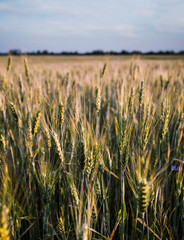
[0,49,184,56]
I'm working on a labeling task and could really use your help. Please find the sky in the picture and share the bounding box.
[0,0,184,52]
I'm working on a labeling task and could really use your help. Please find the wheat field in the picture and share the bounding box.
[0,55,184,240]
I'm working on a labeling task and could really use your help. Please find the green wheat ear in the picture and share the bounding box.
[100,63,107,78]
[58,207,65,236]
[0,134,6,151]
[120,145,129,173]
[24,58,30,84]
[128,87,134,115]
[6,57,12,72]
[139,81,144,107]
[9,102,20,127]
[92,202,98,223]
[137,179,151,215]
[119,115,127,152]
[74,100,79,125]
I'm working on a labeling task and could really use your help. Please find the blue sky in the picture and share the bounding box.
[0,0,184,52]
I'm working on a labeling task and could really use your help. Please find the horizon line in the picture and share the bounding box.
[1,49,184,56]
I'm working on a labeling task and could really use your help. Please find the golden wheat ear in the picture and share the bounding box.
[0,205,10,240]
[95,87,101,113]
[32,110,41,136]
[59,102,64,129]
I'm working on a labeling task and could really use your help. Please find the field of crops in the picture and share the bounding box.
[0,55,184,240]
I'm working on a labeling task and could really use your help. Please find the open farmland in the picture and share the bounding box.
[0,55,184,239]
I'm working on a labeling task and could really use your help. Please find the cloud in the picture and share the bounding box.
[0,0,108,17]
[114,25,140,38]
[141,10,155,17]
[0,0,184,51]
[154,22,184,34]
